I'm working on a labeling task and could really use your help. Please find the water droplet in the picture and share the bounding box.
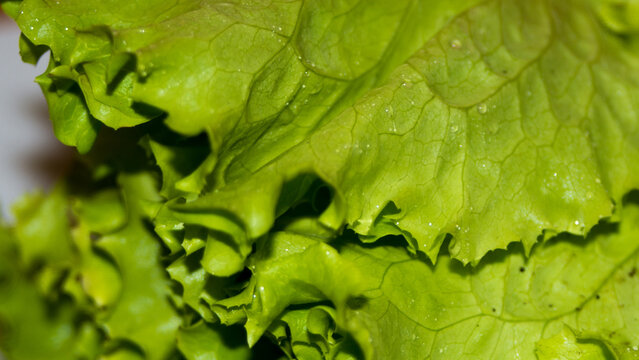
[458,144,463,148]
[450,39,462,48]
[450,124,459,133]
[455,224,461,231]
[259,286,265,291]
[385,105,394,117]
[574,220,580,226]
[34,18,39,22]
[376,204,380,209]
[428,222,433,226]
[64,27,69,31]
[29,26,34,30]
[301,84,306,89]
[595,178,602,184]
[553,172,557,177]
[477,103,487,114]
[325,250,331,256]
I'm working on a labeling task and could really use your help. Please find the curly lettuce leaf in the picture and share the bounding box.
[0,174,183,360]
[3,0,639,358]
[167,0,639,268]
[0,225,102,360]
[7,0,639,267]
[90,173,181,360]
[216,201,639,359]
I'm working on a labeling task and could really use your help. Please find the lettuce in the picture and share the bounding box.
[1,0,639,359]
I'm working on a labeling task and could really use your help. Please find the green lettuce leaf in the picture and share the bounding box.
[223,201,639,359]
[0,224,102,360]
[165,0,639,268]
[177,322,252,360]
[3,0,639,358]
[12,0,637,266]
[0,174,182,359]
[90,173,181,360]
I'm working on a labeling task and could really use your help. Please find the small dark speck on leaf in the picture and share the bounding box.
[491,308,496,313]
[629,267,637,278]
[519,267,525,273]
[596,294,601,300]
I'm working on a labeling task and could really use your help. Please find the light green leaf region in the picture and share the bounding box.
[8,0,476,137]
[0,226,102,360]
[266,305,361,360]
[237,203,639,359]
[348,204,639,359]
[212,232,369,347]
[0,175,182,360]
[13,0,639,264]
[535,326,609,360]
[95,173,181,360]
[177,321,252,360]
[173,0,639,265]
